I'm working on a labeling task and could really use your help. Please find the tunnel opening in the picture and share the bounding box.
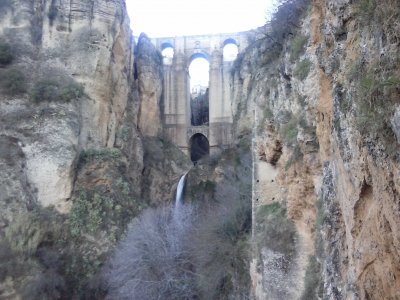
[189,133,210,163]
[189,53,210,126]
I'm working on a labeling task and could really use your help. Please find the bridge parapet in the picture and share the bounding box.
[187,126,209,139]
[151,31,253,62]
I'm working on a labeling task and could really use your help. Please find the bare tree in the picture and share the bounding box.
[189,185,252,300]
[103,206,197,300]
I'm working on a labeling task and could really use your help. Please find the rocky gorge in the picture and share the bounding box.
[0,0,399,299]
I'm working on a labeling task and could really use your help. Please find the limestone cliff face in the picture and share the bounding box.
[136,33,163,137]
[231,0,400,299]
[0,1,189,297]
[0,0,135,212]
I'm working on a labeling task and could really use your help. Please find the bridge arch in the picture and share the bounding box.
[161,42,174,65]
[189,133,210,163]
[189,52,210,126]
[161,42,174,50]
[223,38,239,61]
[189,52,210,63]
[223,38,237,46]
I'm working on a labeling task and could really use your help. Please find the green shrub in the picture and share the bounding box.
[59,81,84,101]
[239,135,251,150]
[69,191,110,236]
[294,58,311,80]
[299,116,316,136]
[0,41,13,65]
[354,66,400,156]
[300,255,322,300]
[31,80,59,102]
[69,183,138,237]
[0,239,21,281]
[79,148,121,164]
[204,180,216,193]
[290,34,308,61]
[191,193,252,299]
[280,117,298,147]
[285,144,303,170]
[347,58,363,83]
[118,126,129,142]
[5,210,60,255]
[0,68,26,95]
[256,202,282,219]
[31,79,84,103]
[255,202,297,264]
[358,0,376,20]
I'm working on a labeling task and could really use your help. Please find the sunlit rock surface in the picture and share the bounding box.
[231,0,400,298]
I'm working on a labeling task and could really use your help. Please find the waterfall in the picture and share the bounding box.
[175,174,187,210]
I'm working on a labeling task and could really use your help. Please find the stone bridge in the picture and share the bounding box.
[151,31,252,161]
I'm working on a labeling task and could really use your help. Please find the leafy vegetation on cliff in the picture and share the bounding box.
[104,139,252,299]
[31,78,84,103]
[254,202,297,267]
[0,68,26,95]
[0,146,149,299]
[255,0,310,62]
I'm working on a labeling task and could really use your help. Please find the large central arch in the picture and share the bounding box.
[189,133,210,163]
[189,52,210,127]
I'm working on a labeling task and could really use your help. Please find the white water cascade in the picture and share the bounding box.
[175,174,187,210]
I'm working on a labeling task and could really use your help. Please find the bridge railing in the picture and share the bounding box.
[187,126,209,139]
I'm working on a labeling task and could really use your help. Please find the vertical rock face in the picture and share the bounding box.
[0,1,189,297]
[232,0,400,299]
[136,33,163,137]
[0,0,134,211]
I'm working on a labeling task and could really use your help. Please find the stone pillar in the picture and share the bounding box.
[208,48,233,152]
[222,61,234,124]
[163,64,175,124]
[171,50,189,149]
[209,49,223,150]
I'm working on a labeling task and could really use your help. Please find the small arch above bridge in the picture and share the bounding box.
[151,31,251,66]
[189,52,210,63]
[161,42,174,64]
[223,38,239,61]
[223,38,238,46]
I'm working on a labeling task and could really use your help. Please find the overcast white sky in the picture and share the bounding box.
[126,0,277,38]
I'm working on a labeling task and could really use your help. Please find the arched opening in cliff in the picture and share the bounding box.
[189,133,210,163]
[161,42,174,65]
[189,53,210,126]
[223,38,238,61]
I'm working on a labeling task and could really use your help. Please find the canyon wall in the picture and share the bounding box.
[230,0,400,299]
[0,0,136,213]
[0,0,189,297]
[1,0,399,298]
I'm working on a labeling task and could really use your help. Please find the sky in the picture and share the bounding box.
[126,0,277,38]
